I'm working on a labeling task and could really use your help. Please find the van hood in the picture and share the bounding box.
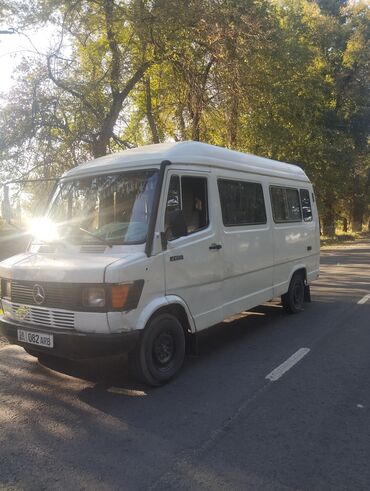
[0,252,143,283]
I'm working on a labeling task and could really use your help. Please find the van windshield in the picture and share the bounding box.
[45,169,158,245]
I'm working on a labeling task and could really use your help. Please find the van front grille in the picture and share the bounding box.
[7,302,75,330]
[11,281,81,311]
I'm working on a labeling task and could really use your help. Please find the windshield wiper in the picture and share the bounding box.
[79,227,113,248]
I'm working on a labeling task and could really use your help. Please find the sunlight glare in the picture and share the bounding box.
[27,217,59,243]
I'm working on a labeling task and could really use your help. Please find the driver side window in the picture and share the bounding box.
[165,175,209,238]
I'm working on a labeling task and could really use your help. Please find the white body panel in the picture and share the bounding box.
[0,142,320,343]
[270,180,320,297]
[216,174,274,317]
[0,250,123,283]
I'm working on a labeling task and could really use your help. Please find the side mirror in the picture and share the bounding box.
[161,210,187,250]
[168,209,187,239]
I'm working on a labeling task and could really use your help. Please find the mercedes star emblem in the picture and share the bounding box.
[32,284,45,305]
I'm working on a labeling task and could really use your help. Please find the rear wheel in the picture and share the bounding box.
[129,313,185,386]
[281,273,305,313]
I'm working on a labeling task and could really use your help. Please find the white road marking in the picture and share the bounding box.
[357,293,370,305]
[266,348,310,382]
[107,387,147,397]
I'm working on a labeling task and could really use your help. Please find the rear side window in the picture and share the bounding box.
[270,186,302,223]
[300,189,313,222]
[165,175,208,237]
[218,179,266,226]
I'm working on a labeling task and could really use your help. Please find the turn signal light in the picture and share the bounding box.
[110,280,144,311]
[111,284,131,309]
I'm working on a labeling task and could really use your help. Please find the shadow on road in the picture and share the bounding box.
[33,302,284,392]
[0,302,289,489]
[1,240,370,489]
[316,243,370,304]
[48,301,280,371]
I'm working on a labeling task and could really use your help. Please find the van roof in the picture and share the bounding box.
[64,141,309,182]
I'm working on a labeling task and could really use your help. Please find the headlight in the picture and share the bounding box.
[81,281,144,311]
[82,287,106,307]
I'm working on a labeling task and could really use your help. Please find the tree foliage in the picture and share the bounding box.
[0,0,369,235]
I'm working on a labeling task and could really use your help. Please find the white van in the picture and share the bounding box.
[0,142,320,385]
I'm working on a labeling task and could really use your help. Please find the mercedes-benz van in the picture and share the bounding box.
[0,141,320,385]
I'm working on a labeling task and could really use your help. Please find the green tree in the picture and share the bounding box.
[0,0,369,237]
[0,0,159,183]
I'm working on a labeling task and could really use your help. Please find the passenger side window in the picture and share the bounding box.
[270,186,302,223]
[300,189,313,222]
[165,175,208,238]
[181,176,208,233]
[218,179,266,226]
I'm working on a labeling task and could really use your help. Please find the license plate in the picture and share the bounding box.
[17,329,54,348]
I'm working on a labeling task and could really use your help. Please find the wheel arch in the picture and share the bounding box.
[136,295,196,335]
[289,265,307,285]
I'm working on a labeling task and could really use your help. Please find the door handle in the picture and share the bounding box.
[209,243,222,250]
[307,246,312,251]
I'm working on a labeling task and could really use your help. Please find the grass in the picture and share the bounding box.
[320,230,370,248]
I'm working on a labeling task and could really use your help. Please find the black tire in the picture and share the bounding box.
[23,347,39,358]
[24,348,55,365]
[37,354,56,364]
[129,313,185,386]
[281,273,305,314]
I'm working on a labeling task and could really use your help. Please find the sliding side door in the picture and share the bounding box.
[217,175,274,317]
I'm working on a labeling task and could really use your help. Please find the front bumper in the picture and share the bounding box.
[0,317,140,360]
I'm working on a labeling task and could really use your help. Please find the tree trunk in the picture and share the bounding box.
[227,93,238,148]
[92,62,151,157]
[321,203,335,237]
[352,207,363,232]
[351,175,363,232]
[342,217,348,233]
[188,87,201,141]
[189,58,214,142]
[144,77,160,144]
[176,106,186,140]
[225,32,238,148]
[191,109,201,141]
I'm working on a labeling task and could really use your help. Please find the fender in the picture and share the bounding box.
[273,263,308,298]
[136,294,196,333]
[288,264,307,284]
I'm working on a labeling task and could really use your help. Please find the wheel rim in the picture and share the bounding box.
[152,331,175,367]
[293,280,304,308]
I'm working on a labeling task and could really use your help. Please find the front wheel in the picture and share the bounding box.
[281,273,305,314]
[24,347,39,358]
[129,313,185,386]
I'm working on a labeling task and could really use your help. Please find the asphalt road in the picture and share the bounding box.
[1,242,370,490]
